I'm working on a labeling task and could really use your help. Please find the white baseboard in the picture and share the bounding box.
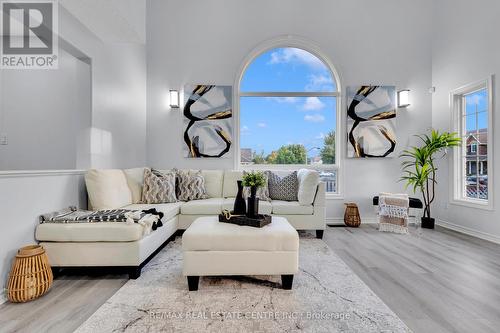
[437,219,500,245]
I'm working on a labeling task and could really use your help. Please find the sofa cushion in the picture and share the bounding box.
[272,200,314,215]
[141,169,177,204]
[223,170,243,197]
[180,198,224,215]
[297,169,320,205]
[36,223,144,242]
[222,198,272,215]
[85,169,132,210]
[201,170,224,198]
[267,171,299,201]
[123,168,145,204]
[123,202,182,222]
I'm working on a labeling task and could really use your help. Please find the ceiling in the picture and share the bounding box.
[60,0,146,44]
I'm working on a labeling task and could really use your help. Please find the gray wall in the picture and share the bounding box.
[146,0,434,221]
[0,4,147,299]
[432,0,500,242]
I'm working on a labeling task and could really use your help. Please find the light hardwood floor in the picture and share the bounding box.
[1,225,499,333]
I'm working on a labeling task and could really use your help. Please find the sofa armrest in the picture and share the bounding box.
[313,182,326,207]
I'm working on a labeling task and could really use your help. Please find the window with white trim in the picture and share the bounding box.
[239,47,340,193]
[451,78,493,207]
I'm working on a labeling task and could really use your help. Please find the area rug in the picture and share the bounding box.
[75,235,410,333]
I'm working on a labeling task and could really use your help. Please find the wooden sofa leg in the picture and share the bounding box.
[281,275,294,290]
[128,267,142,279]
[187,276,199,291]
[316,230,324,239]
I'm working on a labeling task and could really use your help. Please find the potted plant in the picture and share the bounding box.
[400,130,461,229]
[242,171,266,217]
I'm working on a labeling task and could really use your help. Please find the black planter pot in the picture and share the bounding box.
[233,180,246,215]
[247,186,259,217]
[421,217,435,229]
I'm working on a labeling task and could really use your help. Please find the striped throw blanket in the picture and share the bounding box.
[378,192,409,234]
[39,207,160,236]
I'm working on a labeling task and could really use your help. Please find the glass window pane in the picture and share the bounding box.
[464,114,477,132]
[240,96,336,165]
[240,48,336,92]
[477,111,488,131]
[464,89,487,115]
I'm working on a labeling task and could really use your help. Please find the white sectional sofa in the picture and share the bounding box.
[36,168,326,279]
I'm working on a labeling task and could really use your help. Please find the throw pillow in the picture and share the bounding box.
[141,168,177,204]
[175,169,209,201]
[242,170,271,202]
[297,169,320,205]
[267,171,299,201]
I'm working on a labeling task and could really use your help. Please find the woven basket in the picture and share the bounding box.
[7,245,53,303]
[344,203,361,227]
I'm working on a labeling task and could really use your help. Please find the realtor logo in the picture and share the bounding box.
[1,0,58,69]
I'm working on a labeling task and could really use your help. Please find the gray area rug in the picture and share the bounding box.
[75,235,410,333]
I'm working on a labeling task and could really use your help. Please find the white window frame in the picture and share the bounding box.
[233,36,344,198]
[450,76,494,210]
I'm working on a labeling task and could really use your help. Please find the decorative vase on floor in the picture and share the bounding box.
[344,203,361,227]
[233,180,247,214]
[421,217,435,229]
[7,245,53,303]
[247,186,259,218]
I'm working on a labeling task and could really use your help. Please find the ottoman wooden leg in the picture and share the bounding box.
[187,276,199,291]
[316,230,324,239]
[281,275,294,290]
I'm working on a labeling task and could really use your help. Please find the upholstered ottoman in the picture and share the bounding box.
[182,216,299,290]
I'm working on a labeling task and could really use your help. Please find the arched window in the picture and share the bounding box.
[238,46,340,193]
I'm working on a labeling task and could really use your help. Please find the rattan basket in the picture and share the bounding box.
[344,203,361,227]
[7,245,53,303]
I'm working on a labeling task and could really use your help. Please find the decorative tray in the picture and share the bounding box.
[218,212,271,228]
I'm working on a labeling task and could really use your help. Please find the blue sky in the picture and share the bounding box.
[465,89,488,132]
[240,48,336,158]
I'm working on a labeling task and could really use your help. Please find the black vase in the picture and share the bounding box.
[247,186,259,218]
[421,217,435,229]
[233,180,246,215]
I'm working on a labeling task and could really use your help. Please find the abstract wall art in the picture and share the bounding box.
[183,85,233,158]
[346,85,397,158]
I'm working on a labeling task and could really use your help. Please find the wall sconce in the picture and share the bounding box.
[169,90,180,108]
[397,89,410,108]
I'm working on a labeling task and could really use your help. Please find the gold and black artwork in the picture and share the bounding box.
[346,85,396,158]
[183,85,232,158]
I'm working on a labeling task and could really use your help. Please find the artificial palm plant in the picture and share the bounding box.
[400,130,461,228]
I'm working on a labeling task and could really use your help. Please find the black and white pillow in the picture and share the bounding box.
[175,169,209,201]
[141,168,177,204]
[267,171,299,201]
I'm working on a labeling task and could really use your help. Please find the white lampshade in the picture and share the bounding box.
[397,89,410,108]
[169,90,179,108]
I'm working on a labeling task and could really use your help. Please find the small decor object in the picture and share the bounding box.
[183,84,232,158]
[7,245,53,303]
[400,130,460,229]
[344,203,361,227]
[267,171,299,201]
[347,85,397,158]
[233,180,247,214]
[377,193,409,234]
[242,170,271,202]
[219,209,271,228]
[242,171,267,217]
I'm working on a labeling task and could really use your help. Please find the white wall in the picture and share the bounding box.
[0,4,147,298]
[146,0,433,221]
[0,49,91,170]
[432,0,500,242]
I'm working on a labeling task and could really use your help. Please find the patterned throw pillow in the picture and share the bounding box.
[267,171,299,201]
[242,171,271,202]
[141,168,177,204]
[175,169,209,201]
